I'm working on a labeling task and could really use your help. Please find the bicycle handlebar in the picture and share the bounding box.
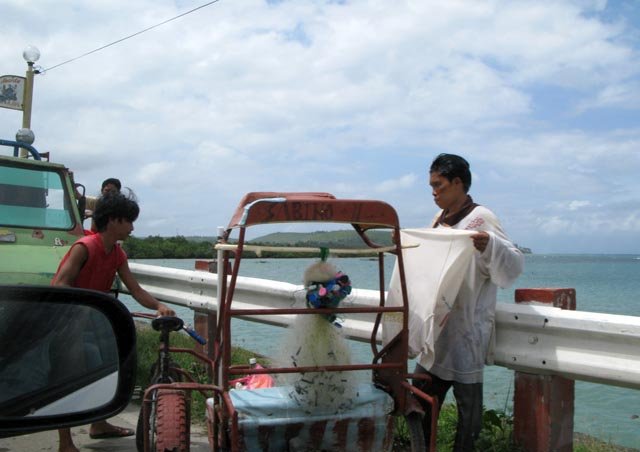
[183,325,207,345]
[131,312,207,345]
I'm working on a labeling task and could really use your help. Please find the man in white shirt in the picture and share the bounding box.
[413,153,524,451]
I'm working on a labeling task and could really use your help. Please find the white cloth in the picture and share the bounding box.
[428,206,524,383]
[382,228,476,370]
[383,206,524,384]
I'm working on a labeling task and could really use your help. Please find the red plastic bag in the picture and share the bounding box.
[230,363,274,390]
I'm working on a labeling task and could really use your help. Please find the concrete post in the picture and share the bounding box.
[194,260,218,357]
[513,288,576,452]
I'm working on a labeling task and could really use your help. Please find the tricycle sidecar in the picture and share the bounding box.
[208,192,437,451]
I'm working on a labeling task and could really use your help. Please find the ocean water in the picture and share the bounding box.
[127,254,640,448]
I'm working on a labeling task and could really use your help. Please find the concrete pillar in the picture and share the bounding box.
[193,310,210,355]
[513,288,576,452]
[194,260,218,358]
[195,259,217,273]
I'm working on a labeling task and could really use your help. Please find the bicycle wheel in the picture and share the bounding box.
[136,361,183,451]
[155,389,190,452]
[405,412,426,452]
[136,388,157,452]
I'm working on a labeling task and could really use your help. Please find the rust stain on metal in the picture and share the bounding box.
[357,418,376,451]
[332,418,350,449]
[257,425,275,451]
[309,420,328,446]
[284,422,305,448]
[382,416,395,451]
[236,431,247,452]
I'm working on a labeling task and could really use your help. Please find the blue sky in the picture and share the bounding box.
[1,0,639,254]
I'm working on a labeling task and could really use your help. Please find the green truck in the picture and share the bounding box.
[0,139,86,284]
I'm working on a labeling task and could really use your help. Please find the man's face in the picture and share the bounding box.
[429,172,465,210]
[102,184,119,195]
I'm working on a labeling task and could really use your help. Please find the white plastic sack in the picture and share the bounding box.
[382,228,475,367]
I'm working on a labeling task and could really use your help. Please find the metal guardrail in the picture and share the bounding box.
[127,263,381,341]
[494,303,640,390]
[127,262,640,390]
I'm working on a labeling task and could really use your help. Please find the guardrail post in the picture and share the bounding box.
[513,288,576,452]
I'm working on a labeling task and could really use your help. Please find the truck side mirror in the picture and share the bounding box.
[0,286,136,438]
[74,183,87,220]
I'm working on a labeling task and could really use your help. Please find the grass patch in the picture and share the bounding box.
[392,404,636,451]
[391,405,521,451]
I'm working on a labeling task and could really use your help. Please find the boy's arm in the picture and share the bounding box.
[117,261,175,316]
[52,245,88,287]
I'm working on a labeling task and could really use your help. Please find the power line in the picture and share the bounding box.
[41,0,221,73]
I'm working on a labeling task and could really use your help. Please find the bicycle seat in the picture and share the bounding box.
[151,316,184,332]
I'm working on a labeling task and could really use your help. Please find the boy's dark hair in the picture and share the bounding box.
[101,178,122,191]
[93,191,139,232]
[430,153,472,193]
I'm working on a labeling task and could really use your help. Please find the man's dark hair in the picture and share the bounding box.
[430,153,472,193]
[93,191,139,232]
[101,178,121,191]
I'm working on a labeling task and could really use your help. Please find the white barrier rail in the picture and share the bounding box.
[127,262,640,390]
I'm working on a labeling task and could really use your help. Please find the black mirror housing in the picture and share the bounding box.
[0,286,136,437]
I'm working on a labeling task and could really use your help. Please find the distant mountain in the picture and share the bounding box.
[250,231,532,253]
[515,244,532,254]
[249,230,393,248]
[180,231,531,254]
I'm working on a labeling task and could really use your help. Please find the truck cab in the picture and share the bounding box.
[0,140,85,285]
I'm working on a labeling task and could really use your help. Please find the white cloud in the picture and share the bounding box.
[375,173,417,193]
[568,200,591,211]
[1,0,639,252]
[576,81,640,112]
[534,209,640,236]
[137,161,173,185]
[536,215,573,235]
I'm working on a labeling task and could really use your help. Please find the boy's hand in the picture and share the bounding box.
[157,303,176,317]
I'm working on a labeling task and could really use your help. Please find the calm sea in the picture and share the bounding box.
[127,254,640,448]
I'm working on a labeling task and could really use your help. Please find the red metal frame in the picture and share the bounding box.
[209,192,437,451]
